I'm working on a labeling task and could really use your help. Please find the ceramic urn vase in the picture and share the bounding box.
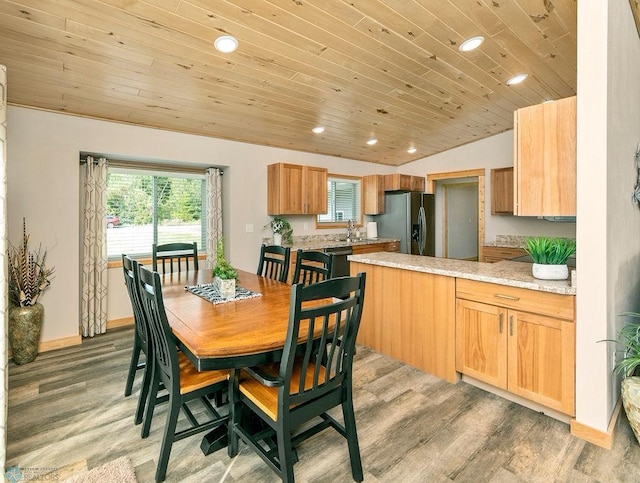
[622,376,640,445]
[9,303,44,365]
[273,233,283,246]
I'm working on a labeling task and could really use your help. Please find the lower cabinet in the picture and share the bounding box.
[456,279,575,416]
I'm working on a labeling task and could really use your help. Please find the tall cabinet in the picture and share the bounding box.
[267,163,327,215]
[514,96,576,216]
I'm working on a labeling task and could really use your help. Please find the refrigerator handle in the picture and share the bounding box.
[418,206,426,255]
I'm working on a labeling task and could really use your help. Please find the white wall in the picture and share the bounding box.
[403,131,577,242]
[6,107,395,340]
[575,0,640,432]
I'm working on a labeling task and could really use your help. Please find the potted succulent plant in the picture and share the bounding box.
[213,238,237,299]
[7,219,55,364]
[263,216,293,246]
[523,236,576,280]
[608,312,640,444]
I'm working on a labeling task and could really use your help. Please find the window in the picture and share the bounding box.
[317,175,362,226]
[106,168,206,260]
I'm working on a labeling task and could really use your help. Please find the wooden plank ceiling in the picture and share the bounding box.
[0,0,577,166]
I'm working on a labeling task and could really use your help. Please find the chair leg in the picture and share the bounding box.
[228,374,240,458]
[135,354,153,425]
[276,421,295,483]
[124,335,142,397]
[142,367,160,438]
[342,393,363,483]
[155,396,180,482]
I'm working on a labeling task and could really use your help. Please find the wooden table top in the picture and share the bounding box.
[160,269,295,370]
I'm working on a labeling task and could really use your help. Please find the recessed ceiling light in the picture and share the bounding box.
[312,126,325,134]
[407,147,417,154]
[366,138,378,145]
[459,36,484,52]
[507,73,528,86]
[214,35,238,53]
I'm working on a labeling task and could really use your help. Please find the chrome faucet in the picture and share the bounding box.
[346,219,354,241]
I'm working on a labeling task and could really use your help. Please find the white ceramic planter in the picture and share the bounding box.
[215,277,236,299]
[273,233,282,246]
[532,263,569,280]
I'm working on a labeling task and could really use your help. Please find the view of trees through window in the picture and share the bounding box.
[106,170,206,259]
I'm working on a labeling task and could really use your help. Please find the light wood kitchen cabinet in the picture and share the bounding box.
[491,167,514,215]
[482,246,526,263]
[351,241,400,255]
[351,260,458,383]
[384,173,425,192]
[456,279,575,415]
[363,175,385,215]
[267,163,327,215]
[513,96,576,216]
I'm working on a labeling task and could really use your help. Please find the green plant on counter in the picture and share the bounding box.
[263,216,293,243]
[524,236,576,265]
[213,238,237,280]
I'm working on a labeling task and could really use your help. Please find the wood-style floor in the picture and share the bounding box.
[7,327,640,483]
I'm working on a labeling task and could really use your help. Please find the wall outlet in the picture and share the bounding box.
[245,224,254,233]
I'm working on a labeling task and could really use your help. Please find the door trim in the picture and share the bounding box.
[426,169,485,261]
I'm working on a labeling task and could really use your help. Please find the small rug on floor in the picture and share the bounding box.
[63,456,136,483]
[186,282,262,304]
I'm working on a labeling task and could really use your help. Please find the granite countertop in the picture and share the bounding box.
[268,237,400,252]
[348,252,576,295]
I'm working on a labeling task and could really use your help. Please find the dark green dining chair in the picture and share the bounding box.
[122,255,154,425]
[257,244,291,283]
[291,249,335,286]
[152,242,198,273]
[228,272,367,483]
[137,264,229,482]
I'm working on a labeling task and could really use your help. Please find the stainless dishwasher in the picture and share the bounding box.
[323,246,353,277]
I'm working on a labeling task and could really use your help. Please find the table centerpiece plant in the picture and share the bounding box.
[213,238,237,299]
[7,218,55,364]
[523,236,576,280]
[263,216,293,246]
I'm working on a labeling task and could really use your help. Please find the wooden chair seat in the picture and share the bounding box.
[178,352,229,395]
[238,361,328,421]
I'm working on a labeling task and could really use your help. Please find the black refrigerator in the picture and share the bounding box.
[372,192,435,256]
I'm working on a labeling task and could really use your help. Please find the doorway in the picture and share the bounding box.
[442,182,479,260]
[427,169,485,260]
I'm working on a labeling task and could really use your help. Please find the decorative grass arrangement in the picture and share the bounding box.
[611,312,640,377]
[213,238,237,280]
[524,236,576,265]
[7,219,55,307]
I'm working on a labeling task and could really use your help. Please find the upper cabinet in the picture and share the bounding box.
[363,175,385,215]
[491,167,514,215]
[514,96,576,216]
[384,173,425,192]
[267,163,327,215]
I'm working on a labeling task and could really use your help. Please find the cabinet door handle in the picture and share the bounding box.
[494,293,520,301]
[509,315,514,336]
[499,313,504,333]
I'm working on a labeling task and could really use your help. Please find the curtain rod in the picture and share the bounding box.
[80,157,223,175]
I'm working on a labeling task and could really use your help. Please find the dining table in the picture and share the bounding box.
[160,268,296,371]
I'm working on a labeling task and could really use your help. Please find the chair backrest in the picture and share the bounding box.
[122,254,149,351]
[257,244,291,283]
[136,264,180,393]
[278,273,366,413]
[292,249,335,286]
[152,242,199,273]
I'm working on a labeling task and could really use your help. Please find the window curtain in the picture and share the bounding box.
[81,156,108,337]
[0,64,8,475]
[205,168,223,268]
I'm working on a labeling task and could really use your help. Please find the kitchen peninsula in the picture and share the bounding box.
[349,252,576,418]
